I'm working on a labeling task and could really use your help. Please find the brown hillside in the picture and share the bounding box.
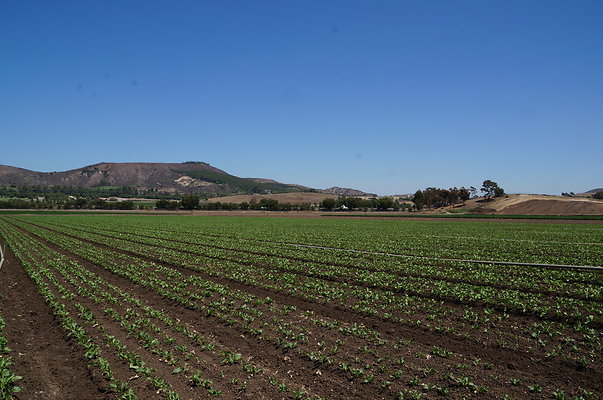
[0,162,308,196]
[0,162,373,198]
[0,162,225,190]
[499,199,603,215]
[471,194,603,215]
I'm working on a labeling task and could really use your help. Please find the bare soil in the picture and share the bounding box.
[469,194,603,215]
[499,198,603,215]
[0,246,109,400]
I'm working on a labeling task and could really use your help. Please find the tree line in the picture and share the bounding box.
[412,180,504,210]
[412,187,470,210]
[319,196,412,211]
[156,196,315,211]
[0,185,180,201]
[0,197,139,210]
[156,195,414,212]
[1,180,506,212]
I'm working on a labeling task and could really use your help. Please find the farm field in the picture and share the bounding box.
[0,215,601,400]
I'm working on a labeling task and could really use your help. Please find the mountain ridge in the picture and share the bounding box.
[0,162,373,197]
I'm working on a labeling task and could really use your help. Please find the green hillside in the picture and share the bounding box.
[175,168,301,194]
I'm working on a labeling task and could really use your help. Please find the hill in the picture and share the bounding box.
[323,187,376,197]
[0,162,371,198]
[0,162,307,196]
[468,194,603,216]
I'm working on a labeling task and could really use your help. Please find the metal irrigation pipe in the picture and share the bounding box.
[0,243,5,270]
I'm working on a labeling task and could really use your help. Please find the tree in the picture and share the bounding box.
[342,196,363,210]
[481,180,504,199]
[593,191,603,200]
[412,190,425,210]
[299,202,312,211]
[375,197,395,211]
[74,197,88,209]
[156,199,178,209]
[411,186,471,209]
[90,199,107,209]
[115,200,134,210]
[258,198,279,211]
[458,187,470,202]
[321,198,337,211]
[180,195,200,210]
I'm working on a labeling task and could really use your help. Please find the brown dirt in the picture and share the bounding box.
[0,246,110,400]
[467,194,603,215]
[499,198,603,215]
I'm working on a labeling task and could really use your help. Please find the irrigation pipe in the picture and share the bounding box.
[0,243,5,270]
[281,243,603,272]
[80,223,603,272]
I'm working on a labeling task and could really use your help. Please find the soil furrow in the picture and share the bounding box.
[9,219,601,393]
[7,220,371,400]
[44,220,601,301]
[23,219,598,329]
[0,242,110,400]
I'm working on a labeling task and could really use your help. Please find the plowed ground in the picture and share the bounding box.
[0,216,601,400]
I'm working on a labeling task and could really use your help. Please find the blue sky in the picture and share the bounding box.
[1,1,602,195]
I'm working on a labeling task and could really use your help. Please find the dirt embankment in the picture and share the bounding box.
[499,199,603,215]
[468,194,603,215]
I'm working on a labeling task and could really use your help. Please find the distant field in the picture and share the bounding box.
[0,215,601,399]
[0,209,159,215]
[326,213,603,220]
[207,191,338,204]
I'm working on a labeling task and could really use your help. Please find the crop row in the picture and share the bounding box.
[15,217,602,327]
[1,216,601,398]
[0,314,21,400]
[0,221,330,399]
[3,220,438,397]
[56,215,603,266]
[12,216,601,349]
[10,217,602,375]
[36,217,603,300]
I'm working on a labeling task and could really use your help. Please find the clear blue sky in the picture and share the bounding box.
[1,1,602,195]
